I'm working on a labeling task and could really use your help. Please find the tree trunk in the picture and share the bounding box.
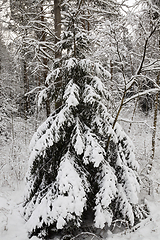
[151,73,159,159]
[54,0,62,110]
[54,0,61,59]
[110,60,113,81]
[41,5,51,117]
[23,57,29,116]
[151,35,160,160]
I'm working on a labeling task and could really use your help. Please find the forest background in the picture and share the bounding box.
[0,0,160,239]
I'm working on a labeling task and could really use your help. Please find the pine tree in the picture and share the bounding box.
[23,1,148,238]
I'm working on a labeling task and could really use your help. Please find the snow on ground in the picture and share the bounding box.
[108,200,160,240]
[0,184,29,240]
[1,183,160,240]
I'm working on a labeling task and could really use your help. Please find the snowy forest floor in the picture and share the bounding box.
[1,184,160,240]
[0,109,160,240]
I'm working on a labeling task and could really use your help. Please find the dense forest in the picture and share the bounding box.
[0,0,160,240]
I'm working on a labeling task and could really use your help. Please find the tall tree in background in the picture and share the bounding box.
[91,0,160,149]
[149,0,160,160]
[10,0,30,115]
[10,0,55,117]
[128,0,160,165]
[36,1,51,117]
[54,0,62,109]
[23,1,148,239]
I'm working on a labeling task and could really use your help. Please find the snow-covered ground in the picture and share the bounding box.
[108,200,160,240]
[1,183,160,240]
[0,184,28,240]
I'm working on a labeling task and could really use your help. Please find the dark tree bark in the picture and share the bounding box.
[23,57,30,115]
[41,4,51,117]
[54,0,61,60]
[54,0,62,110]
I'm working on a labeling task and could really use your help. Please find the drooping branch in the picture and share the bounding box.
[123,87,160,105]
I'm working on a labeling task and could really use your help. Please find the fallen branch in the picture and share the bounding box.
[70,232,101,240]
[117,216,152,236]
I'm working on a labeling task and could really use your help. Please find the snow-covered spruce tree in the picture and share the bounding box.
[23,4,148,239]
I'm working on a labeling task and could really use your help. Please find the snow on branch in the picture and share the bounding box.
[83,84,101,105]
[45,68,61,85]
[94,163,117,228]
[29,114,55,151]
[91,76,110,100]
[29,106,75,166]
[118,118,154,130]
[26,152,89,233]
[65,58,78,71]
[83,128,106,167]
[122,166,140,204]
[24,86,45,96]
[114,122,139,171]
[94,62,111,78]
[63,80,80,108]
[71,118,85,155]
[117,184,135,226]
[37,88,48,109]
[126,78,135,91]
[79,58,92,72]
[123,88,160,105]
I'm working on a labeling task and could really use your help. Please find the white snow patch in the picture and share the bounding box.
[0,184,28,240]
